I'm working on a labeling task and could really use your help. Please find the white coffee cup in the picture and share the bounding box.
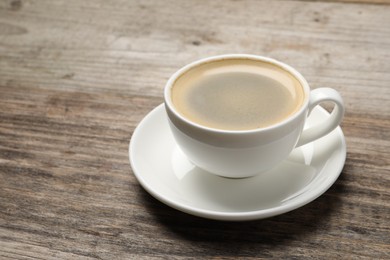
[164,54,344,178]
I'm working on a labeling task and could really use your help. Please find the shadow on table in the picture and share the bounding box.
[138,171,346,256]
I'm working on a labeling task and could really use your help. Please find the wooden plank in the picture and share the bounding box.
[294,0,390,5]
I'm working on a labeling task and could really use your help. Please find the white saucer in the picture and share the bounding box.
[129,104,346,221]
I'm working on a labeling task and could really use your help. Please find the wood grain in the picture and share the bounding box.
[0,0,389,259]
[294,0,390,5]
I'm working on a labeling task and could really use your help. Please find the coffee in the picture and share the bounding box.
[171,58,305,130]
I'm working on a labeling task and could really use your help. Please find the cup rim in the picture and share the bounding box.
[164,54,310,134]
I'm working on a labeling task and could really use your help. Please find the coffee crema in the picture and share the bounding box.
[171,58,305,131]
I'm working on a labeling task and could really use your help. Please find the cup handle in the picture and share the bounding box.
[296,88,345,147]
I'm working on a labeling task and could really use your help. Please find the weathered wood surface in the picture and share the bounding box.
[0,0,389,259]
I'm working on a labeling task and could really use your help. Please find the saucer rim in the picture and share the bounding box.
[129,104,346,221]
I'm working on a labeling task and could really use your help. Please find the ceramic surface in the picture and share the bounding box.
[129,104,346,221]
[164,54,344,178]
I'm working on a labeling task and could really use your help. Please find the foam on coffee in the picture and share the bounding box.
[171,58,304,131]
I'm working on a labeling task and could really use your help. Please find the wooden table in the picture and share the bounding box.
[1,0,389,258]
